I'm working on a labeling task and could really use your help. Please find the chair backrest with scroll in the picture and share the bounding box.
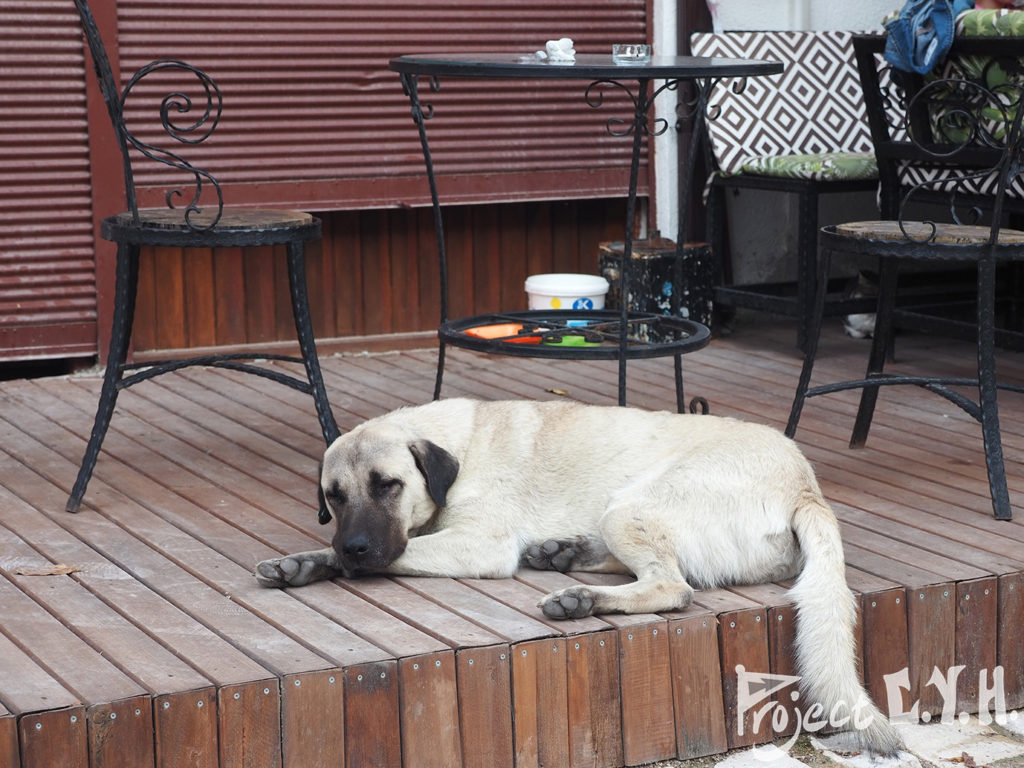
[853,32,1024,232]
[73,0,223,230]
[65,0,338,514]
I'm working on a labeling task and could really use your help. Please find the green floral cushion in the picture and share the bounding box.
[956,8,1024,38]
[943,10,1024,91]
[922,10,1024,143]
[736,152,878,181]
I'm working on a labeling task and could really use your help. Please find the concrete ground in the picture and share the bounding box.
[651,711,1024,768]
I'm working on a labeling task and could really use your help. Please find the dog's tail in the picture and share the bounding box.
[788,492,904,757]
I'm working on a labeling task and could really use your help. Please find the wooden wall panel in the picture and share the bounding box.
[343,662,402,768]
[218,682,282,768]
[398,653,463,768]
[456,646,514,768]
[861,589,910,717]
[565,632,622,768]
[115,0,650,211]
[719,609,772,750]
[908,585,955,717]
[618,622,677,765]
[998,572,1024,710]
[955,578,999,715]
[669,612,728,760]
[3,2,653,364]
[0,706,16,768]
[511,638,571,768]
[1,2,98,362]
[132,198,627,353]
[281,670,346,768]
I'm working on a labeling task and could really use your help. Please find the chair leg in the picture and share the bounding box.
[707,184,734,331]
[850,256,899,448]
[66,242,139,512]
[795,188,819,354]
[976,256,1012,520]
[785,240,831,438]
[433,341,447,401]
[674,354,685,414]
[286,241,340,445]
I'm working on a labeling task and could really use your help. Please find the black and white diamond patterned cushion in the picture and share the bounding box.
[899,163,1024,201]
[690,31,873,174]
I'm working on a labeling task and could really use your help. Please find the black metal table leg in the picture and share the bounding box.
[399,72,451,401]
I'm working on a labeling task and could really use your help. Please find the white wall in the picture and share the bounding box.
[653,0,679,241]
[705,0,893,32]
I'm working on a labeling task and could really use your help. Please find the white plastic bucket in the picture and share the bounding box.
[524,273,610,310]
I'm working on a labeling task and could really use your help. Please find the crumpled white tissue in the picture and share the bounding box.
[536,37,575,62]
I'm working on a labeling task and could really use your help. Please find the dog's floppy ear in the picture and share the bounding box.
[409,440,459,509]
[316,461,332,525]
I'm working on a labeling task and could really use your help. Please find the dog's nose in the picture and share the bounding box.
[340,534,371,562]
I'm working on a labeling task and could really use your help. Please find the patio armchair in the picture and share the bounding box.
[689,30,881,351]
[66,0,340,512]
[786,32,1024,521]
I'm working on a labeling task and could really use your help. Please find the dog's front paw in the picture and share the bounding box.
[539,586,596,620]
[255,547,341,588]
[255,556,320,588]
[524,539,578,572]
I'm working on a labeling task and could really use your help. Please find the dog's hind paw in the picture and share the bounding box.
[524,539,578,572]
[539,586,597,620]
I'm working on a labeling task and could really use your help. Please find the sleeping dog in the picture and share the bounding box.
[256,398,903,756]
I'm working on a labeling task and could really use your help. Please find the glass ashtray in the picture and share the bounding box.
[612,44,651,64]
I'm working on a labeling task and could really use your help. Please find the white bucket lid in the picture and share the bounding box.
[524,273,609,295]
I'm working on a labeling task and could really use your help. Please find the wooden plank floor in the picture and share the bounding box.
[1,319,1022,768]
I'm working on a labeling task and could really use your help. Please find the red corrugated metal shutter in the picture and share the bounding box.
[115,0,650,211]
[0,2,98,361]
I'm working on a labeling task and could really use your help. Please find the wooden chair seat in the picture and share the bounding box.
[832,220,1024,246]
[102,209,321,247]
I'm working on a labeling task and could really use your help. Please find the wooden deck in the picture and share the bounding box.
[0,319,1022,768]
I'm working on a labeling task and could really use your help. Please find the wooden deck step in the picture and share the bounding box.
[0,319,1021,767]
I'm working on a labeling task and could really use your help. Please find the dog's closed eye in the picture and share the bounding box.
[370,472,403,498]
[326,485,348,507]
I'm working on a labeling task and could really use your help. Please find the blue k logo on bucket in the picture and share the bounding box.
[572,297,594,309]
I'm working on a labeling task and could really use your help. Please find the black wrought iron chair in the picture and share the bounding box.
[66,0,340,512]
[690,30,881,352]
[786,34,1024,521]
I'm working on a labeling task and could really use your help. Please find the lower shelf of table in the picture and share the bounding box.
[438,310,711,360]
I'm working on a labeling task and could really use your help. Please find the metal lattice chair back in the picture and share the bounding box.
[74,0,225,229]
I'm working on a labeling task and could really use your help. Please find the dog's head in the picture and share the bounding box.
[316,423,459,575]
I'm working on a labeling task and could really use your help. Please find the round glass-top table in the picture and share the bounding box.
[389,52,782,410]
[390,52,781,80]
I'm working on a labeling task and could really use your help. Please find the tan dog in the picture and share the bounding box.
[256,398,903,756]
